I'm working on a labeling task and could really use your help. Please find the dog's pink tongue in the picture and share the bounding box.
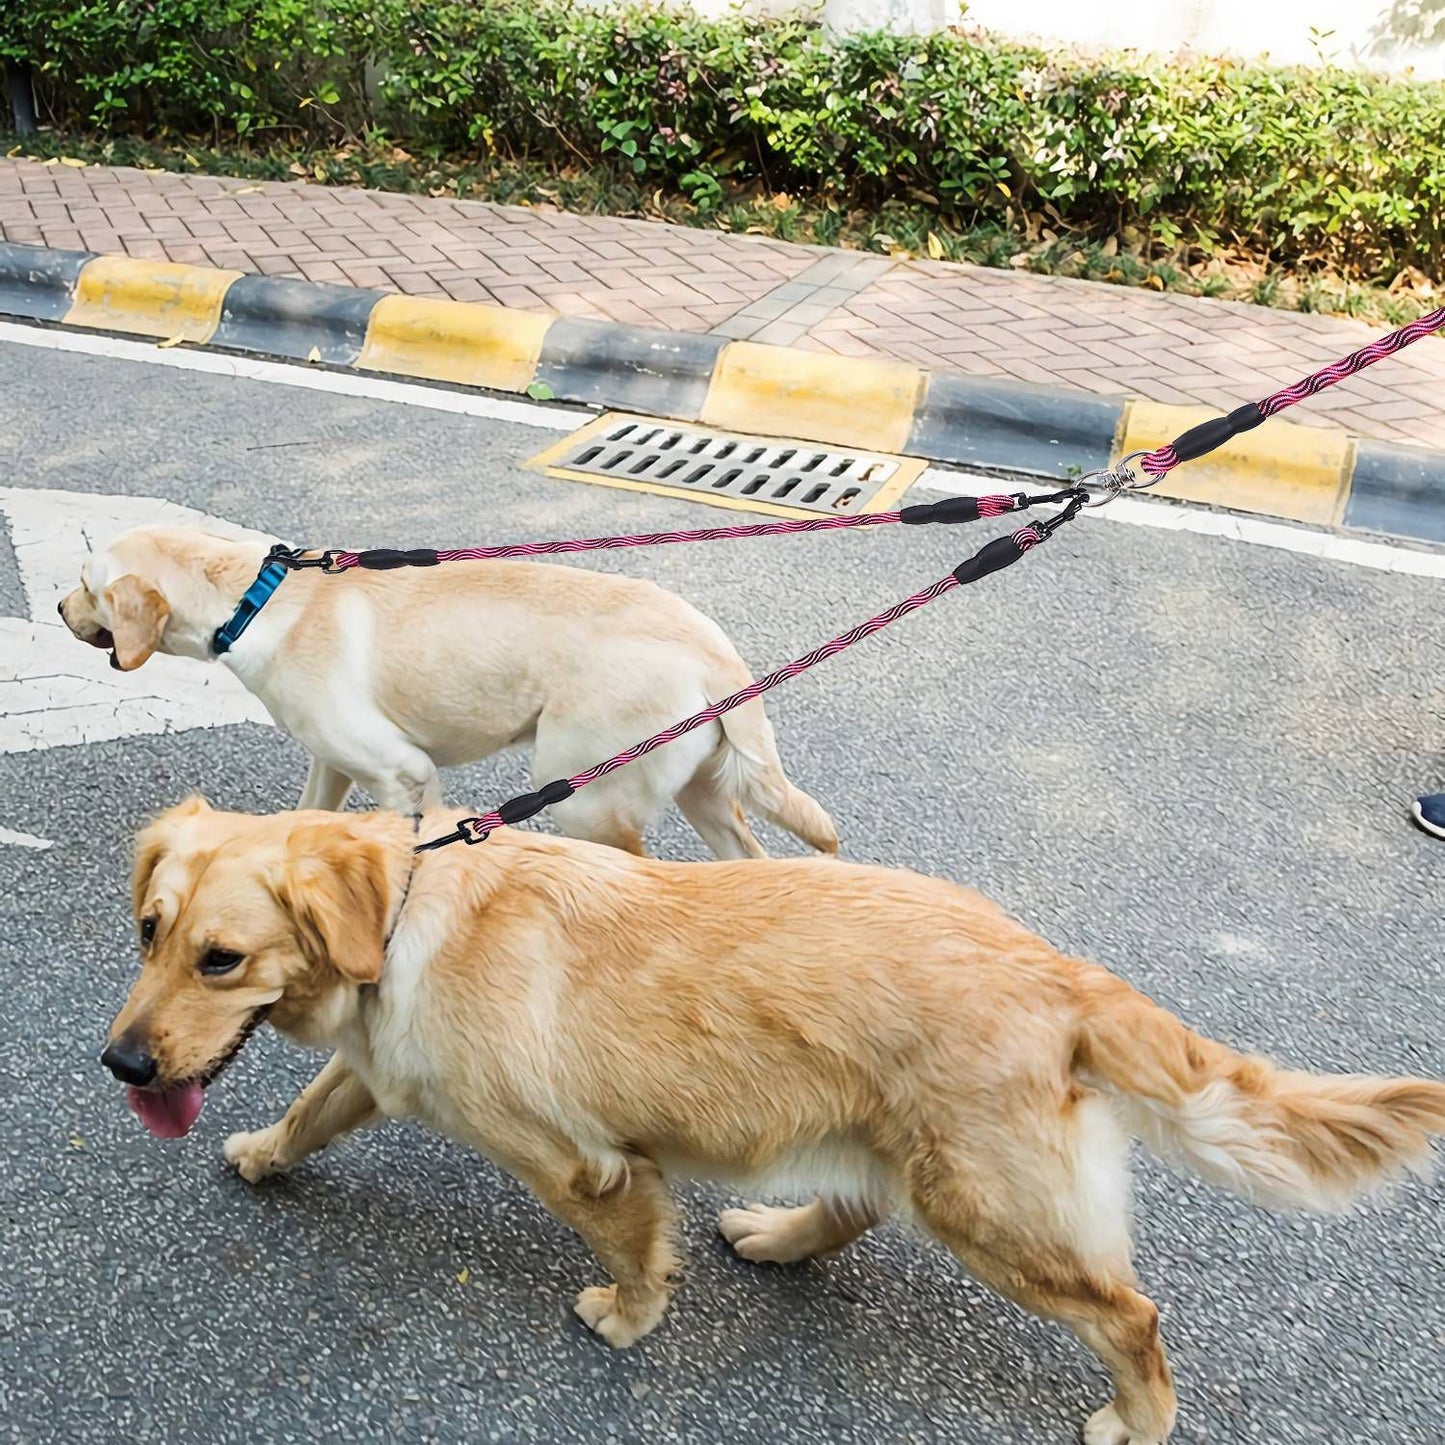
[127,1082,205,1139]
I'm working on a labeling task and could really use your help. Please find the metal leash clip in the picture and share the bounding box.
[1077,450,1154,507]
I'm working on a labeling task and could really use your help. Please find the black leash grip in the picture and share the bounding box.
[952,529,1041,585]
[496,778,577,826]
[1166,402,1264,464]
[899,489,1084,526]
[899,496,993,525]
[351,548,441,570]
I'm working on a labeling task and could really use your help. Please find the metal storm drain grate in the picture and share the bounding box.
[530,415,924,518]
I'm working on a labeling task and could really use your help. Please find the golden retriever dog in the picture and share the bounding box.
[104,799,1445,1445]
[58,526,836,858]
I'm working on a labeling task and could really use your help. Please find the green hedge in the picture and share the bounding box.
[4,0,1443,277]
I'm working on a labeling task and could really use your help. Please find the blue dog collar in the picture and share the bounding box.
[212,547,296,655]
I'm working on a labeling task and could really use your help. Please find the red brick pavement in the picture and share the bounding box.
[0,161,814,330]
[2,158,1441,450]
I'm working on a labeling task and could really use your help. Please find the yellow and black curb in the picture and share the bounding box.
[3,241,1441,542]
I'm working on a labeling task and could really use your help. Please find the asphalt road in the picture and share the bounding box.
[1,337,1442,1445]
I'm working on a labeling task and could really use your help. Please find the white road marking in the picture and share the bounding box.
[915,468,1445,579]
[0,487,269,756]
[0,825,53,850]
[0,320,580,431]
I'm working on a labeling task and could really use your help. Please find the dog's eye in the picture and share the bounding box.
[139,916,157,947]
[198,948,245,977]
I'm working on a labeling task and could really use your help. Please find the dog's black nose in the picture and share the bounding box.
[101,1038,157,1087]
[56,599,66,618]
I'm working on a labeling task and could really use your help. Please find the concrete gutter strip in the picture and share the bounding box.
[1345,442,1445,544]
[1,239,1441,543]
[909,372,1124,480]
[534,319,726,417]
[215,274,384,366]
[0,243,94,322]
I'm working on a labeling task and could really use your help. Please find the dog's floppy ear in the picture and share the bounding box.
[104,574,171,671]
[276,825,389,984]
[132,796,214,916]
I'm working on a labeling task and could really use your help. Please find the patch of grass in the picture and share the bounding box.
[4,130,1436,328]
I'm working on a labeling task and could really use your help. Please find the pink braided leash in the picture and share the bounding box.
[287,300,1445,853]
[416,517,1067,852]
[449,573,966,842]
[1138,304,1445,479]
[323,494,1026,571]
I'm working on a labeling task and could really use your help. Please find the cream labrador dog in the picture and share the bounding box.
[58,525,836,857]
[104,800,1445,1445]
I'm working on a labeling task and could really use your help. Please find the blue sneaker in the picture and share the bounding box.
[1411,793,1445,838]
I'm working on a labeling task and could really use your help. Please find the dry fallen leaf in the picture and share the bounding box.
[926,232,944,260]
[456,1267,470,1286]
[232,184,263,196]
[41,157,59,167]
[68,1135,85,1149]
[1008,253,1032,268]
[157,334,187,349]
[1101,235,1119,257]
[306,346,322,363]
[1144,274,1165,291]
[59,156,87,168]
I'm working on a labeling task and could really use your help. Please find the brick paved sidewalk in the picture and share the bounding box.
[3,157,1442,451]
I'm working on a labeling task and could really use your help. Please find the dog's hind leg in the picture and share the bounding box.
[676,771,767,860]
[223,1053,380,1184]
[298,757,355,811]
[718,1196,881,1263]
[909,1100,1177,1444]
[519,1147,679,1348]
[949,1236,1175,1445]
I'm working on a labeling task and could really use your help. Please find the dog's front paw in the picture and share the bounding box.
[573,1284,665,1348]
[1083,1403,1165,1445]
[223,1128,284,1184]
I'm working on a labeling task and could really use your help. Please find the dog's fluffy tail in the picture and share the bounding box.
[1075,970,1445,1211]
[714,700,839,854]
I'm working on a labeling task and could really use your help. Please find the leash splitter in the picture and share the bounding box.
[416,488,1090,856]
[202,300,1445,849]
